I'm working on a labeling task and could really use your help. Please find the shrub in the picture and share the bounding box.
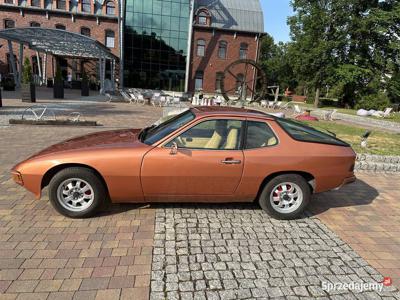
[355,93,392,111]
[22,57,33,84]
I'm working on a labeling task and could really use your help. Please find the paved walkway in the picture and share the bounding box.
[309,173,400,289]
[0,96,400,299]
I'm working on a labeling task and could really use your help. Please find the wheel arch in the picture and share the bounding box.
[41,163,110,196]
[256,171,315,200]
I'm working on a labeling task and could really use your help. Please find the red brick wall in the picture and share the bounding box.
[0,4,118,80]
[189,27,260,96]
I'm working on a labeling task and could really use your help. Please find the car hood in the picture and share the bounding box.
[29,128,142,159]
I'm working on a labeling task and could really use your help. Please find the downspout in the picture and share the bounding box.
[184,0,195,93]
[252,33,261,101]
[118,0,124,89]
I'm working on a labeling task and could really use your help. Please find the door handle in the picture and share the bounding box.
[221,159,242,165]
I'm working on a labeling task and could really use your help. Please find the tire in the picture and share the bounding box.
[48,167,107,218]
[258,174,311,220]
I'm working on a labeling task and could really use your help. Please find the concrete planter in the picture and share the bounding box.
[21,83,36,103]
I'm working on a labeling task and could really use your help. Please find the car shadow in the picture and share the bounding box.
[306,178,379,217]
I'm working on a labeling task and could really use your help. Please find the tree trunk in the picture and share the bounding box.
[314,87,320,108]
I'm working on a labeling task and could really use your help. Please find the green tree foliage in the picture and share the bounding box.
[258,0,400,109]
[22,57,33,84]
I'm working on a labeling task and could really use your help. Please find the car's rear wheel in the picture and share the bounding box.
[259,174,311,220]
[48,167,106,218]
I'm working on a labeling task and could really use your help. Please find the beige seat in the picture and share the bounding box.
[204,131,223,149]
[224,128,239,149]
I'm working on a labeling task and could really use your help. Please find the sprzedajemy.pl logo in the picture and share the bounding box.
[322,277,392,293]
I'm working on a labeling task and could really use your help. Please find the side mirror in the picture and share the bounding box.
[170,142,178,155]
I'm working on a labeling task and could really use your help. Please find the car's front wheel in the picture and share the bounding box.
[259,174,311,220]
[48,167,106,218]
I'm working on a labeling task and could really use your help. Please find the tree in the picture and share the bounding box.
[22,57,33,85]
[288,0,337,107]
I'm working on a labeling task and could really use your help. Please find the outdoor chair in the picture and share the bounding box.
[273,101,283,109]
[260,100,268,108]
[268,101,275,109]
[292,104,304,117]
[379,107,393,118]
[324,109,337,121]
[120,90,134,104]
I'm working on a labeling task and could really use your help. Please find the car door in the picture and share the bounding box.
[141,118,244,199]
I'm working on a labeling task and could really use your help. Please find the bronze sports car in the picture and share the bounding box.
[11,107,356,220]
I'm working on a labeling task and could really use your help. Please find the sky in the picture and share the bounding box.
[261,0,293,43]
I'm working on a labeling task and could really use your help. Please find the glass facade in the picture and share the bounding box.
[124,0,190,91]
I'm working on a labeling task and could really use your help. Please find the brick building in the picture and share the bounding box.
[0,0,119,82]
[0,0,264,94]
[189,0,264,96]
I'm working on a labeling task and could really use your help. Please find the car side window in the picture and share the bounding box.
[166,119,243,150]
[245,121,278,149]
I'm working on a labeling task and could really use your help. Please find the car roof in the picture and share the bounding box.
[191,106,277,120]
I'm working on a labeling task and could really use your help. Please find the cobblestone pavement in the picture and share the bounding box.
[151,207,400,300]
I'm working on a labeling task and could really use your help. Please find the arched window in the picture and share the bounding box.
[80,27,91,37]
[195,71,204,91]
[56,0,66,10]
[240,43,248,59]
[31,0,40,7]
[106,1,115,15]
[215,72,224,92]
[218,41,227,59]
[55,24,66,30]
[81,0,90,12]
[198,12,208,25]
[196,39,205,57]
[30,22,41,27]
[4,19,15,29]
[105,30,115,48]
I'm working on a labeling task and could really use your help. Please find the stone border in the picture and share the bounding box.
[355,154,400,173]
[9,119,98,126]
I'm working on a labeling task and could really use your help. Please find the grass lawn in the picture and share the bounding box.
[300,120,400,156]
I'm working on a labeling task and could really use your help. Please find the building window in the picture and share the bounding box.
[56,0,66,9]
[218,41,227,59]
[81,27,91,37]
[215,72,224,92]
[31,0,40,7]
[4,0,14,4]
[30,22,41,27]
[81,0,90,13]
[196,39,205,57]
[195,71,204,91]
[105,30,115,48]
[44,0,51,9]
[4,19,15,29]
[198,12,208,25]
[55,24,66,30]
[106,1,115,15]
[240,43,248,59]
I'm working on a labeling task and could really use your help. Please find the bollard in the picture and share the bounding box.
[0,87,2,107]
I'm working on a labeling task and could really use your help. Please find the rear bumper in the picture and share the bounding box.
[334,175,357,190]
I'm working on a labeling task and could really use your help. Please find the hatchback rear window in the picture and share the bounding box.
[276,118,349,147]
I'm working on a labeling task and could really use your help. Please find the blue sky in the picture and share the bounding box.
[261,0,293,43]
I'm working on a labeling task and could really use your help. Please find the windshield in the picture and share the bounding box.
[276,118,349,147]
[143,110,195,145]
